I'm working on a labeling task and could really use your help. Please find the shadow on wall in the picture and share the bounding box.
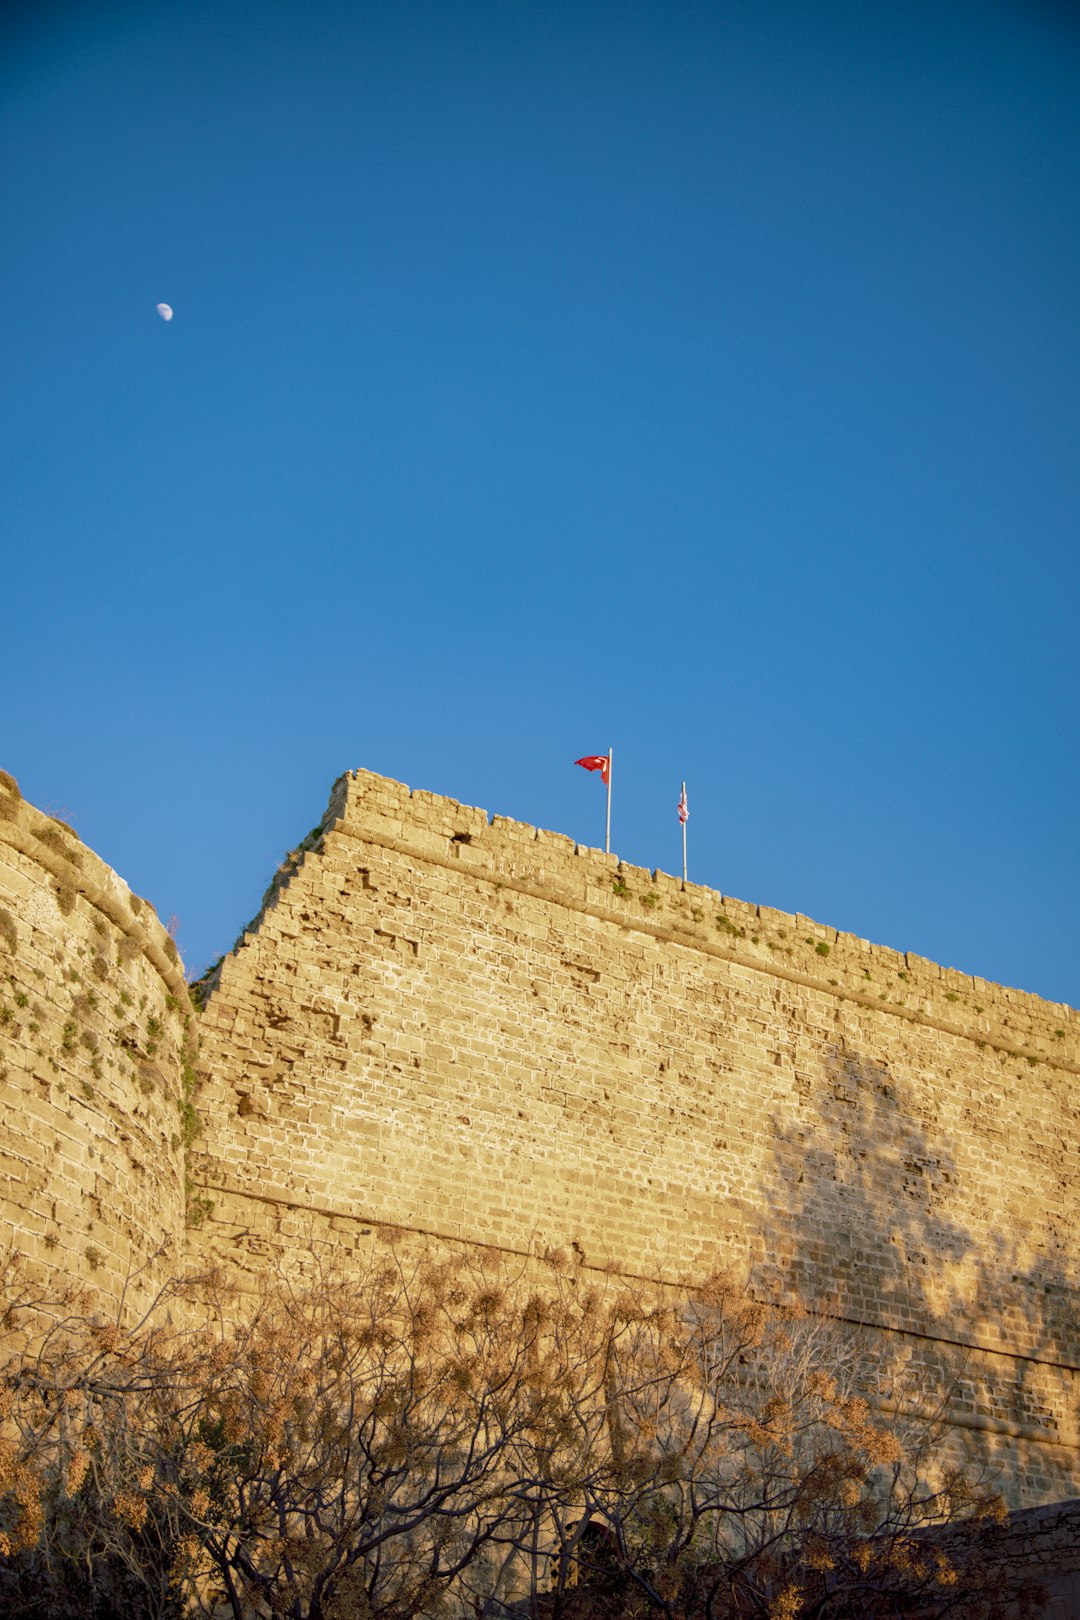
[754,1041,1080,1506]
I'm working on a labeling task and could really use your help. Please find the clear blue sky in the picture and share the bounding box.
[3,0,1078,1005]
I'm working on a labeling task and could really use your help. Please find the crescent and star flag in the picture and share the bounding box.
[678,784,689,824]
[576,754,611,787]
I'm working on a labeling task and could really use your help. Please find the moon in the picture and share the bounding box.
[156,303,173,321]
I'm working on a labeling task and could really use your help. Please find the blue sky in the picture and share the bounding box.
[2,0,1078,1004]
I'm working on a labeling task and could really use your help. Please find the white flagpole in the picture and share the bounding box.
[681,780,687,883]
[605,747,613,855]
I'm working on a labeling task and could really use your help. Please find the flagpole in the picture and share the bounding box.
[681,779,687,883]
[605,747,613,855]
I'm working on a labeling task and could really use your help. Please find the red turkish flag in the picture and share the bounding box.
[576,754,610,787]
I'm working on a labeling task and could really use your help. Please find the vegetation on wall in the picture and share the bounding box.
[0,771,20,825]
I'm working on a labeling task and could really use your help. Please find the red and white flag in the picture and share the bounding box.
[677,783,689,824]
[576,754,610,787]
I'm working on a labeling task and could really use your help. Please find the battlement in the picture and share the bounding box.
[317,769,1079,1075]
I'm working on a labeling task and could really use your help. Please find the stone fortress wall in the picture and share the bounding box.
[189,768,1080,1508]
[1,763,1078,1510]
[0,770,190,1313]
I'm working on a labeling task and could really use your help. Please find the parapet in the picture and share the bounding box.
[315,768,1077,1073]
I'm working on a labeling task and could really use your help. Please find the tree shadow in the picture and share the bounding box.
[754,1037,1080,1508]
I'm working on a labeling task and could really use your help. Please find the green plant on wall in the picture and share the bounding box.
[180,1017,214,1227]
[188,958,224,1011]
[179,1084,200,1148]
[184,1179,215,1228]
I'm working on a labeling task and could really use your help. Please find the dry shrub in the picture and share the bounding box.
[35,826,83,869]
[53,881,77,917]
[0,1250,1036,1620]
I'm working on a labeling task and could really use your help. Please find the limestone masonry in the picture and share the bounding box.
[2,765,1079,1510]
[0,771,189,1314]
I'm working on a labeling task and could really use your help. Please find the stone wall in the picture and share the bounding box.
[0,771,190,1315]
[935,1496,1080,1615]
[189,768,1080,1507]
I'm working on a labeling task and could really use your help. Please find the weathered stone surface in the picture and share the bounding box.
[186,768,1079,1508]
[2,764,1078,1510]
[0,784,189,1313]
